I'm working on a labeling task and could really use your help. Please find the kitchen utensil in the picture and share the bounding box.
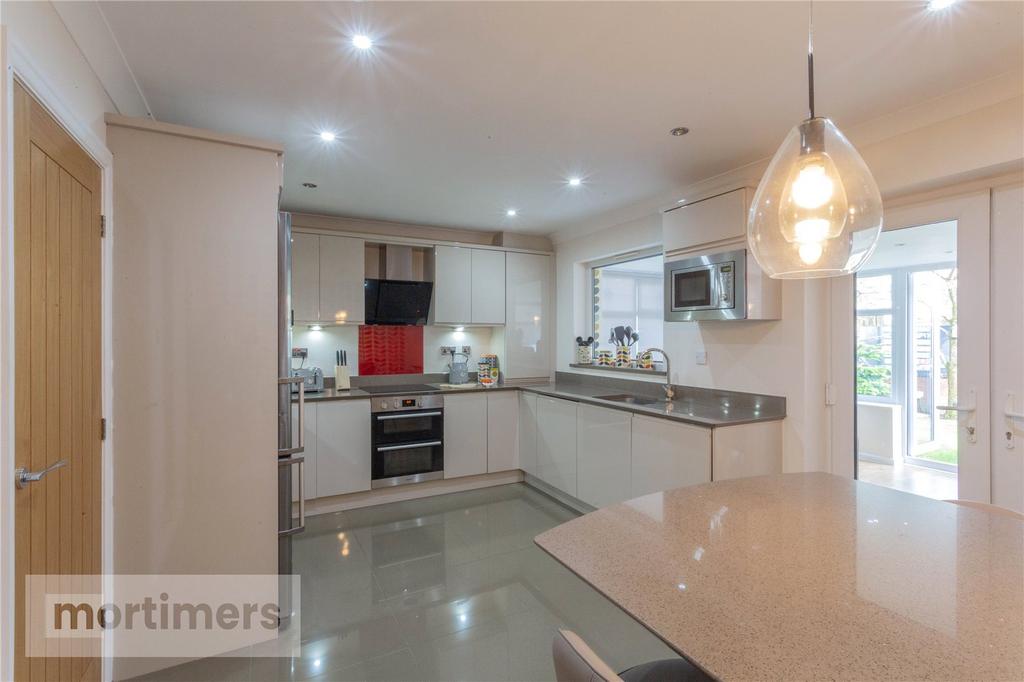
[630,332,640,347]
[448,352,470,385]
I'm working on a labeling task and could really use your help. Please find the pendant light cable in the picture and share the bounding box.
[807,0,815,119]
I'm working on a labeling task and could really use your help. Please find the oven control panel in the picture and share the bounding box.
[371,394,444,413]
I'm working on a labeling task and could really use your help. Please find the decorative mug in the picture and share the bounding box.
[615,346,631,367]
[576,346,593,364]
[638,351,654,369]
[596,350,614,367]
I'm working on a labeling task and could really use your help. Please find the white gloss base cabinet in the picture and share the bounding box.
[518,392,539,478]
[486,392,519,472]
[576,405,632,508]
[630,415,712,499]
[711,421,783,481]
[536,396,578,497]
[315,400,372,498]
[444,393,489,478]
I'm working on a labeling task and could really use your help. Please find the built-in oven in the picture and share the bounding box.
[664,248,747,321]
[371,394,444,488]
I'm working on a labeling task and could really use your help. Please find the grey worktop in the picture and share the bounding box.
[296,372,785,429]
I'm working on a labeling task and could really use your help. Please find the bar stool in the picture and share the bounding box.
[552,629,712,682]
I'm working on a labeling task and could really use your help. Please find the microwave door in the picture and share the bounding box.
[673,269,713,309]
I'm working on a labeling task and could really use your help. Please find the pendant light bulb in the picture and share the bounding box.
[746,6,882,279]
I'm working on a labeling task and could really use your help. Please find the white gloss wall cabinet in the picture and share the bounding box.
[319,235,366,325]
[432,245,473,324]
[518,392,539,477]
[487,391,519,472]
[630,415,711,498]
[292,403,317,501]
[316,400,372,497]
[291,232,320,323]
[471,249,506,324]
[576,405,632,508]
[291,232,366,324]
[444,394,489,478]
[536,396,578,496]
[505,252,552,379]
[712,421,783,481]
[663,188,750,254]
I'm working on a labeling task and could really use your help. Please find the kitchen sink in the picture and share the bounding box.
[595,393,665,406]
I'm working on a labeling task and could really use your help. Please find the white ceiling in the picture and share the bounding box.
[863,220,957,271]
[96,1,1023,236]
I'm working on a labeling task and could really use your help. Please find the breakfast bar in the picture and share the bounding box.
[535,473,1024,680]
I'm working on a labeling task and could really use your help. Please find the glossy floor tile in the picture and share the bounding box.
[128,483,677,681]
[858,460,957,500]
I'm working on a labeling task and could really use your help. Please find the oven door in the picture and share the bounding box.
[372,408,444,487]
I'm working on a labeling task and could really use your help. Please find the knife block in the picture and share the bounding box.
[334,365,351,391]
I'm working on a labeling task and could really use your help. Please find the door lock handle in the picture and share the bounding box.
[15,459,68,489]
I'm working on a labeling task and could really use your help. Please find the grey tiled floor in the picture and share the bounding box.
[130,483,676,681]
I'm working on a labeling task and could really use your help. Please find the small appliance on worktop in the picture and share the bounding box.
[370,389,444,489]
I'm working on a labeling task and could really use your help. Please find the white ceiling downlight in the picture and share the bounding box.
[568,177,582,187]
[352,35,373,50]
[319,131,337,142]
[927,0,958,11]
[670,127,690,136]
[506,209,517,217]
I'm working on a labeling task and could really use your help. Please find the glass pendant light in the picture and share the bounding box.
[747,4,882,279]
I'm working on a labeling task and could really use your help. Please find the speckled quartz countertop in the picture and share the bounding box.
[535,473,1024,681]
[297,374,785,428]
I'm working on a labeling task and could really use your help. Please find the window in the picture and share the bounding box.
[591,252,664,353]
[856,274,895,398]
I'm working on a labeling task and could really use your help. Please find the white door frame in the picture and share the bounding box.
[829,189,991,502]
[1,32,116,682]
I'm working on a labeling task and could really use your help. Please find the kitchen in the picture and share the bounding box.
[1,2,1022,681]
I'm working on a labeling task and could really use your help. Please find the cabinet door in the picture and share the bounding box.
[577,405,631,508]
[536,396,577,496]
[319,235,365,324]
[433,245,472,324]
[487,391,518,472]
[712,421,782,481]
[444,394,488,478]
[291,402,317,501]
[505,252,551,379]
[518,392,539,477]
[662,188,749,254]
[471,249,506,324]
[291,233,320,322]
[630,415,710,498]
[316,400,371,497]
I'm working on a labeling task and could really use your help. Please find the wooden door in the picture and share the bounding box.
[13,81,103,682]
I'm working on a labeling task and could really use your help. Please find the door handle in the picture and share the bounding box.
[15,459,67,489]
[375,440,443,452]
[936,389,977,444]
[278,455,305,536]
[278,376,305,456]
[374,411,442,421]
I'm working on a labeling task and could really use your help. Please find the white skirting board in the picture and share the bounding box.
[302,469,524,514]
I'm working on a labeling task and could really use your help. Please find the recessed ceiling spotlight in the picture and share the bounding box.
[568,177,582,187]
[506,209,518,217]
[319,131,337,142]
[894,242,906,247]
[670,127,690,137]
[352,35,373,50]
[677,199,686,204]
[926,0,957,10]
[302,182,318,189]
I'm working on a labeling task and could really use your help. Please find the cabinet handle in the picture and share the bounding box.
[375,411,442,421]
[376,440,443,452]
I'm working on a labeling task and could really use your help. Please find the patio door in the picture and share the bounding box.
[831,191,991,502]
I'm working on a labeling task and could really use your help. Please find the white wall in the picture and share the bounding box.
[291,324,499,378]
[1,1,115,144]
[990,183,1024,511]
[552,94,1023,482]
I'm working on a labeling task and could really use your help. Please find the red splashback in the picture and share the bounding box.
[358,326,424,375]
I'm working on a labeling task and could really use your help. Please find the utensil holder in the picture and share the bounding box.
[576,346,593,364]
[334,365,351,390]
[615,346,631,367]
[596,350,614,367]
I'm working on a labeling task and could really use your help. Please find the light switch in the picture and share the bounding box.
[695,351,708,365]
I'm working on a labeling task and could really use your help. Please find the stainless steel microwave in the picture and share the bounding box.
[664,248,747,321]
